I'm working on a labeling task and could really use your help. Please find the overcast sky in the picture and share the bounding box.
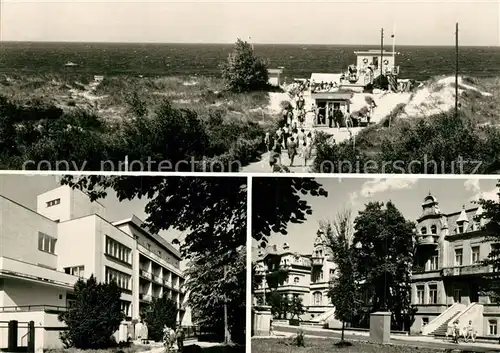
[254,177,499,255]
[1,0,498,46]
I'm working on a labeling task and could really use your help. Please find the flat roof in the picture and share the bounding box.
[268,69,283,74]
[113,215,182,260]
[311,91,353,100]
[354,50,398,56]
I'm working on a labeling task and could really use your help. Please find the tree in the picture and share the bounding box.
[352,201,416,331]
[324,210,362,343]
[289,295,305,320]
[267,292,290,319]
[142,295,178,342]
[475,182,500,301]
[220,39,269,92]
[252,177,328,248]
[59,275,124,349]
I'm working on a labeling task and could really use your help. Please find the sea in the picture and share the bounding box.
[1,41,500,82]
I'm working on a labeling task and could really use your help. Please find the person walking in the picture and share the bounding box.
[264,132,272,152]
[287,137,298,167]
[272,140,282,166]
[464,320,476,343]
[176,325,185,352]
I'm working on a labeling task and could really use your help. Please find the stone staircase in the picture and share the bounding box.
[432,314,460,336]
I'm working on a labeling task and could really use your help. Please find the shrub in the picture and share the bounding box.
[59,275,124,349]
[292,329,305,347]
[220,39,269,92]
[142,295,178,342]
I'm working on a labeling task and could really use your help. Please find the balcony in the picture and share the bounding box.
[415,235,438,247]
[139,293,153,302]
[152,275,163,284]
[139,269,152,280]
[441,264,493,277]
[0,305,68,314]
[311,257,324,267]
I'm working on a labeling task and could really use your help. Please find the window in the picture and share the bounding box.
[458,224,464,233]
[489,320,498,336]
[430,225,437,234]
[64,266,85,278]
[421,227,427,235]
[294,277,300,284]
[329,269,335,279]
[430,252,439,270]
[105,267,132,292]
[121,301,131,317]
[46,198,60,207]
[38,232,56,254]
[428,285,438,304]
[313,292,322,306]
[455,248,463,266]
[105,236,132,265]
[422,318,429,326]
[472,246,480,264]
[416,286,424,304]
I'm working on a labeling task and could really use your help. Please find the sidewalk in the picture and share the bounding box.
[269,324,500,351]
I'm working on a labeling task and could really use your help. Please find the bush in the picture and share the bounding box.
[220,39,269,93]
[292,329,305,347]
[142,295,178,342]
[59,276,124,349]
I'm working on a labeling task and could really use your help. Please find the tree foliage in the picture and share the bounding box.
[59,275,124,349]
[142,295,178,342]
[59,175,247,344]
[475,182,500,301]
[220,39,269,93]
[252,178,328,248]
[352,201,416,330]
[323,211,362,342]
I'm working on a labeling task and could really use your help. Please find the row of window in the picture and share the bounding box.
[423,246,482,271]
[64,265,85,278]
[105,266,132,291]
[105,236,132,265]
[420,222,482,236]
[416,284,438,304]
[38,232,57,254]
[46,198,61,207]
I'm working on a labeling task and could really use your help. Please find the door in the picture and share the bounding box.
[470,282,479,303]
[372,56,379,68]
[453,289,461,303]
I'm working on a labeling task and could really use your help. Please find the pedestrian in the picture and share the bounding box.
[287,137,298,167]
[176,325,185,352]
[334,107,344,130]
[283,124,290,148]
[264,132,272,152]
[452,320,460,343]
[464,320,476,343]
[272,140,282,165]
[328,105,334,128]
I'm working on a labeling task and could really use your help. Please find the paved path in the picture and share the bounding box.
[270,325,500,352]
[241,128,361,173]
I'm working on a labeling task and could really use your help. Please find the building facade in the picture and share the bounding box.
[411,193,499,338]
[253,232,338,324]
[0,185,188,350]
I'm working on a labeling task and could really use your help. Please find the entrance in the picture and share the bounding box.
[470,282,479,303]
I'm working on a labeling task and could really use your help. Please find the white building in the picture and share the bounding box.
[0,185,189,351]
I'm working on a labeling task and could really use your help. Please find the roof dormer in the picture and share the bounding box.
[456,206,469,233]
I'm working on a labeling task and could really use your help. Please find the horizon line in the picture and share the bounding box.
[1,40,498,48]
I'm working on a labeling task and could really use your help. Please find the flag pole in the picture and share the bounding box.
[392,23,396,65]
[455,23,459,119]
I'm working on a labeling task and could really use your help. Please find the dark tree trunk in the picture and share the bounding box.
[341,321,345,342]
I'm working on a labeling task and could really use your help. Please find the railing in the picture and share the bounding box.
[139,269,152,280]
[0,305,68,313]
[441,264,493,277]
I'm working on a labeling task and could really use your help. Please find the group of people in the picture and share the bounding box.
[450,319,477,344]
[265,126,316,172]
[163,325,186,352]
[310,81,340,93]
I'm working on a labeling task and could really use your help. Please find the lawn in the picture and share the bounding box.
[252,338,449,353]
[45,344,151,353]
